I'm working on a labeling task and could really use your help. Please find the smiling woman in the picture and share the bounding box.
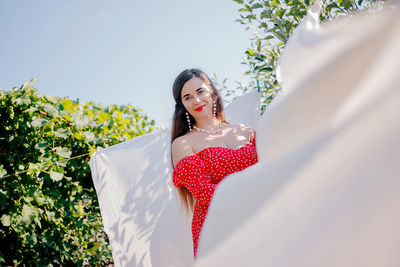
[170,69,258,257]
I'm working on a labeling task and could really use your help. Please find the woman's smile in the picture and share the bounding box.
[195,104,206,111]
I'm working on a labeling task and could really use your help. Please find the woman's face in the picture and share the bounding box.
[181,77,214,121]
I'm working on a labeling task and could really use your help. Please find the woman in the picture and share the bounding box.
[170,69,259,257]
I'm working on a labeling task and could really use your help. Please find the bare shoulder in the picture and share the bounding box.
[225,123,255,143]
[228,123,254,135]
[171,135,195,168]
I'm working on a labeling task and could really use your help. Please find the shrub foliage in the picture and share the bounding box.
[0,80,155,265]
[231,0,385,111]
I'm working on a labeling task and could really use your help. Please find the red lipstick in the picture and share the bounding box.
[195,104,206,111]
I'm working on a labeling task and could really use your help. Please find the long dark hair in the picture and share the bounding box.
[171,68,226,213]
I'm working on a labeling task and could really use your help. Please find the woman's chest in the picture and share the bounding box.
[199,145,258,183]
[192,130,252,154]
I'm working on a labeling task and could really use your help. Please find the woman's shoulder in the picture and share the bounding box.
[225,123,254,134]
[224,123,255,143]
[171,134,196,168]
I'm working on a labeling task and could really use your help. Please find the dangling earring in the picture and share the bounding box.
[186,112,192,131]
[213,100,217,118]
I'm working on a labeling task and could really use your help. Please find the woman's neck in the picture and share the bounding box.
[194,117,221,131]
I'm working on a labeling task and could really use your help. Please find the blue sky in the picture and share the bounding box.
[0,0,252,127]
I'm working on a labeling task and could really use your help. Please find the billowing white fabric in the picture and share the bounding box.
[224,89,260,129]
[196,4,400,267]
[89,91,260,266]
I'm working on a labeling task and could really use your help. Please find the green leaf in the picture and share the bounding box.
[35,196,46,206]
[28,162,42,175]
[31,118,49,128]
[245,14,257,19]
[61,98,74,112]
[27,231,38,244]
[245,49,255,56]
[43,103,59,117]
[285,21,293,33]
[86,242,101,254]
[15,94,31,106]
[342,0,353,9]
[50,171,64,181]
[44,94,59,103]
[260,10,270,19]
[72,112,90,129]
[0,165,7,178]
[273,31,286,42]
[0,189,7,198]
[251,3,263,8]
[21,204,34,226]
[56,159,68,167]
[1,214,11,226]
[259,66,273,72]
[54,128,70,139]
[56,147,72,158]
[254,52,266,61]
[260,22,268,29]
[35,141,50,149]
[233,0,243,3]
[83,131,96,143]
[275,9,285,19]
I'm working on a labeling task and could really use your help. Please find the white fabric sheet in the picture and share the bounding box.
[196,4,400,267]
[89,91,261,267]
[90,3,400,266]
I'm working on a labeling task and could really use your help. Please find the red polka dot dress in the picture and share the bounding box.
[172,133,258,257]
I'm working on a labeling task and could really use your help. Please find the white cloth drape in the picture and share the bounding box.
[89,91,261,267]
[196,4,400,267]
[90,3,400,266]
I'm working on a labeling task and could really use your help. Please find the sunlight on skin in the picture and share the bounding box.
[193,125,252,153]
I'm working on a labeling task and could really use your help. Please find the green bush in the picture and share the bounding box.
[0,80,155,265]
